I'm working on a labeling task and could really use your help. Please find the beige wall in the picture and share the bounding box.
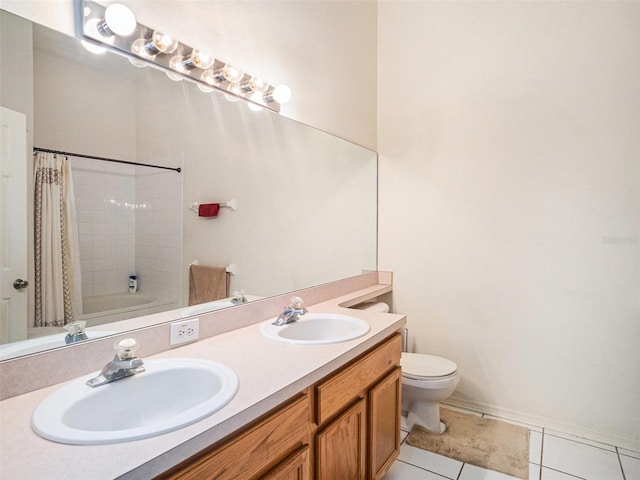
[378,1,640,449]
[33,50,137,157]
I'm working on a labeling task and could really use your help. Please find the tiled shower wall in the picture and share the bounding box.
[71,159,182,303]
[134,168,182,302]
[72,159,136,298]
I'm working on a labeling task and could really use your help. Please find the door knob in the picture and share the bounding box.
[13,279,29,290]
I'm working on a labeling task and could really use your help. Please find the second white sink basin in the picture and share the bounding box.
[32,358,239,445]
[260,313,370,345]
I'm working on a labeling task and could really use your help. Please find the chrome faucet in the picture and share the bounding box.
[273,296,308,326]
[86,338,145,388]
[64,321,88,344]
[231,290,247,305]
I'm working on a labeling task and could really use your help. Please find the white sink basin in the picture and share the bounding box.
[32,358,239,445]
[260,313,370,345]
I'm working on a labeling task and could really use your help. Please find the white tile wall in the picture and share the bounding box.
[134,168,182,302]
[72,159,136,299]
[71,159,182,305]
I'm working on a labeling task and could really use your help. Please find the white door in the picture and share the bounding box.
[0,107,28,343]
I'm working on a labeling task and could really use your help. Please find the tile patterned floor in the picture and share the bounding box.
[384,408,640,480]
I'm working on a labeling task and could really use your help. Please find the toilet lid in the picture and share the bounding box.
[401,353,457,378]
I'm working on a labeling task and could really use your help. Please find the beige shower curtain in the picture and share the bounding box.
[33,151,82,327]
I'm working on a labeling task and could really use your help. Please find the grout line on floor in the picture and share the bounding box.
[617,447,628,480]
[538,427,544,480]
[395,459,456,480]
[542,465,587,480]
[544,430,618,454]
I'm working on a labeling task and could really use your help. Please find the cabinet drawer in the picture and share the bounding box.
[260,445,310,480]
[162,393,311,480]
[315,333,401,425]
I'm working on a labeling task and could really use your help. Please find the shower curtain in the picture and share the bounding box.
[33,151,82,327]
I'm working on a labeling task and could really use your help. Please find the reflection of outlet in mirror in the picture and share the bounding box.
[170,319,200,345]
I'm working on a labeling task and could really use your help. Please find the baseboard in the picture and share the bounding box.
[444,395,640,453]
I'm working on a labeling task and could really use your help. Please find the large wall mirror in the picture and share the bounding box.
[0,9,377,360]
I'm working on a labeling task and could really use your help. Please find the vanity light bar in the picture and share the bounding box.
[77,0,290,113]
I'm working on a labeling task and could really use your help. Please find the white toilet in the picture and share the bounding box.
[400,352,460,434]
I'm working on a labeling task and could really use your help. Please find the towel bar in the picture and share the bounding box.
[189,261,237,276]
[188,199,237,214]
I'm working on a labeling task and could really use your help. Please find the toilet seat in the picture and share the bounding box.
[401,353,457,380]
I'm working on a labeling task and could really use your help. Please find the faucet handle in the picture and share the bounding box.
[63,320,86,335]
[290,296,304,309]
[115,338,139,360]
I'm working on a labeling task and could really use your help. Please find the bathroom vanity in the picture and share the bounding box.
[0,278,405,479]
[159,334,402,480]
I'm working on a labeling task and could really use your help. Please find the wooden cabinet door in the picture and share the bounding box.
[368,367,402,480]
[316,399,366,480]
[260,445,310,480]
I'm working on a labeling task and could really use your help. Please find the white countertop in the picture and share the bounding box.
[0,287,405,479]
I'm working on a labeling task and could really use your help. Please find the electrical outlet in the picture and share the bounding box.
[170,318,200,345]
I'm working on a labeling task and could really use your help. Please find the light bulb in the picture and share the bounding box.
[190,47,215,69]
[223,65,244,83]
[128,57,147,68]
[201,69,215,86]
[198,70,215,92]
[197,83,214,93]
[81,39,107,55]
[131,39,150,58]
[132,30,178,58]
[151,31,178,54]
[248,92,264,111]
[249,76,268,93]
[170,47,214,72]
[228,83,242,96]
[97,3,137,37]
[169,54,188,73]
[270,84,292,104]
[166,71,183,82]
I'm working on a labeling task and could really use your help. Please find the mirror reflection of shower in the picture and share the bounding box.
[31,149,182,338]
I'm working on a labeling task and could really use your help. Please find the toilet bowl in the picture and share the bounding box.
[401,352,459,434]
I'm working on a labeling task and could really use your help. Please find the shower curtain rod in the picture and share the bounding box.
[33,147,182,173]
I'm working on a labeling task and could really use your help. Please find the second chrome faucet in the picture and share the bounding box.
[273,296,308,326]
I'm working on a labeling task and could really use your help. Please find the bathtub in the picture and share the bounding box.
[79,292,179,328]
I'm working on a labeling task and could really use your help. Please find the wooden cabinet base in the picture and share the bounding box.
[158,333,402,480]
